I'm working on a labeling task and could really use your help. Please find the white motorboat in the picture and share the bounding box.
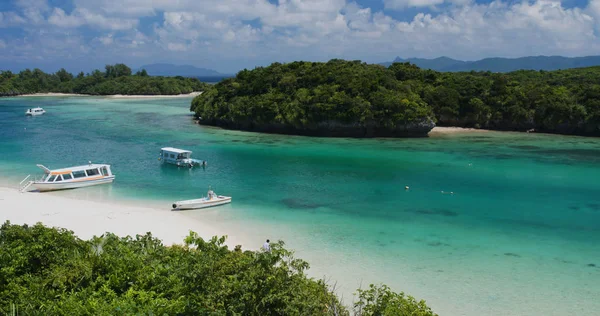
[25,107,46,116]
[19,162,115,192]
[172,188,231,210]
[159,147,206,168]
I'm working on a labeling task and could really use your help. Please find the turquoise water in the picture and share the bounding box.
[1,96,600,315]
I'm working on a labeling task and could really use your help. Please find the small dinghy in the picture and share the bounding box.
[172,187,231,210]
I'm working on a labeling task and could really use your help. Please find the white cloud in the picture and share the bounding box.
[48,8,138,30]
[1,0,599,73]
[384,0,445,9]
[0,39,6,49]
[99,34,113,45]
[167,42,188,51]
[0,11,27,27]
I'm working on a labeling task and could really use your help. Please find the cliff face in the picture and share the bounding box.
[196,117,436,138]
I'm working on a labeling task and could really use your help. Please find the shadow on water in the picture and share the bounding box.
[509,145,541,150]
[411,208,459,217]
[281,197,327,210]
[159,162,206,176]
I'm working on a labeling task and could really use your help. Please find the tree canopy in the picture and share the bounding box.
[191,60,436,137]
[0,222,437,316]
[191,59,600,137]
[0,64,209,96]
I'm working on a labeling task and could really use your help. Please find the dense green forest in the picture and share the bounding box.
[0,222,436,315]
[191,59,600,137]
[0,64,209,96]
[192,60,436,137]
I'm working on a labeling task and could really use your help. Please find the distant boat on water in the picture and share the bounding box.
[25,107,45,116]
[159,147,207,168]
[20,162,115,192]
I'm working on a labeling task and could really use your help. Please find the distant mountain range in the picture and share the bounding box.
[135,63,231,77]
[379,55,600,72]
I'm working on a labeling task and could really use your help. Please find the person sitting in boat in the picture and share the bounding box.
[207,189,215,199]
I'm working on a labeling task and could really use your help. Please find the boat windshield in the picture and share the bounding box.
[177,153,190,159]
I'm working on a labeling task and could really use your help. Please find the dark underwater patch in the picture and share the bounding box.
[504,253,521,258]
[509,145,540,150]
[427,241,451,247]
[281,198,324,209]
[586,203,600,211]
[535,148,600,158]
[414,209,459,217]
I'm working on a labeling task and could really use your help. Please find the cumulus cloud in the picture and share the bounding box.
[48,8,138,30]
[0,11,27,27]
[0,0,599,72]
[98,34,113,45]
[384,0,445,9]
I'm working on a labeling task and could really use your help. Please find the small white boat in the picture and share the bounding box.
[25,107,46,116]
[20,162,115,192]
[159,147,206,168]
[172,188,231,210]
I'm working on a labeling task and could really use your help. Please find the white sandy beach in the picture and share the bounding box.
[429,126,490,135]
[17,92,202,98]
[0,186,246,248]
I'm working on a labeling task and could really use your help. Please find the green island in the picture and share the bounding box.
[0,222,436,315]
[191,59,600,137]
[0,64,209,96]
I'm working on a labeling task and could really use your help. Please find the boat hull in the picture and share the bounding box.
[172,196,231,210]
[32,176,115,192]
[161,160,206,168]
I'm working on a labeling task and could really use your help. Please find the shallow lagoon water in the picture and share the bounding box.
[1,96,600,315]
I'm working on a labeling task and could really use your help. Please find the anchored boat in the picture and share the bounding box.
[25,107,46,116]
[159,147,206,168]
[172,188,231,210]
[19,162,115,192]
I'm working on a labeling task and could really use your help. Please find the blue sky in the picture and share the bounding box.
[0,0,599,74]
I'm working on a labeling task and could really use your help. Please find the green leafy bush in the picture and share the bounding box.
[0,221,436,315]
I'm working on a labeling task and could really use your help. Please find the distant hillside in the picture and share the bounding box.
[136,63,229,77]
[381,55,600,72]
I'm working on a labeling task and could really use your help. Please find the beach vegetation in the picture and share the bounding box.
[191,60,600,136]
[191,59,436,137]
[0,222,437,316]
[0,64,209,96]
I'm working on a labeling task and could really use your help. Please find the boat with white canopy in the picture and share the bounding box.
[25,107,46,116]
[159,147,206,168]
[19,162,115,192]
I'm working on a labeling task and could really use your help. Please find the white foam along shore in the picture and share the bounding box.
[17,92,202,98]
[0,186,247,248]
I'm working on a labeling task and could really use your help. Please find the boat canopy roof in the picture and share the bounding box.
[161,147,192,154]
[37,163,110,174]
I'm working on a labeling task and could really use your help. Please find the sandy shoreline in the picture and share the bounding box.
[429,126,490,135]
[0,185,247,248]
[16,92,202,98]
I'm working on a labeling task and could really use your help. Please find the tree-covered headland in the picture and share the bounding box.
[0,64,209,96]
[0,222,437,315]
[191,59,600,137]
